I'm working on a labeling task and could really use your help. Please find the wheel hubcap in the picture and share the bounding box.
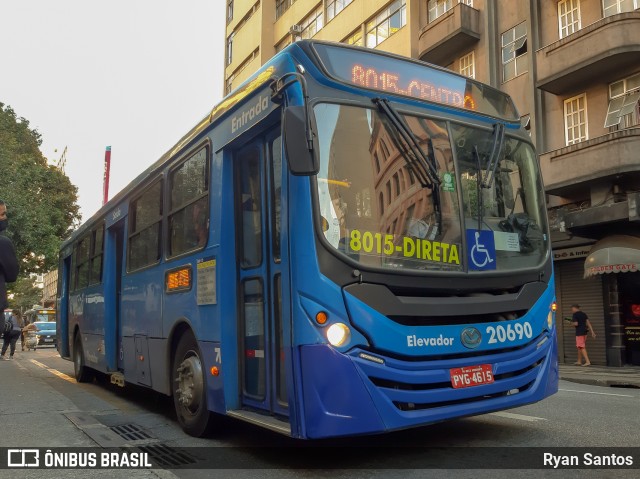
[175,354,203,414]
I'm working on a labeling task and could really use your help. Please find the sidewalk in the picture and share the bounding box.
[559,363,640,388]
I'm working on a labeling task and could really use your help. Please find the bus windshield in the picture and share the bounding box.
[313,102,548,273]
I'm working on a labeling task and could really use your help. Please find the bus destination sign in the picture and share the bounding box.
[350,64,474,110]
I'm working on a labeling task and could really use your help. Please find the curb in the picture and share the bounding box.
[560,376,640,389]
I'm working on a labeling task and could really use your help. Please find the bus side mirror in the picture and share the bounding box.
[284,106,319,176]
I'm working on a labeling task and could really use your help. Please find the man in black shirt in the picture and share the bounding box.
[571,304,596,366]
[0,200,19,333]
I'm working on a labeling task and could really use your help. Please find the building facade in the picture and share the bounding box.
[224,0,640,366]
[42,269,58,308]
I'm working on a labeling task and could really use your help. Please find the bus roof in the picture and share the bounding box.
[62,40,519,247]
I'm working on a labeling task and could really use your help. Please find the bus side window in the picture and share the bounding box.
[238,145,263,268]
[128,180,163,271]
[169,147,210,257]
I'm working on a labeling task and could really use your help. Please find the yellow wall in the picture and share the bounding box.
[228,9,261,74]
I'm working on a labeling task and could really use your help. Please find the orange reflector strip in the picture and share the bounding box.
[210,366,219,376]
[167,267,191,291]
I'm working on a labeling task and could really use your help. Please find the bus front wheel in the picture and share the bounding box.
[172,332,215,437]
[74,335,92,383]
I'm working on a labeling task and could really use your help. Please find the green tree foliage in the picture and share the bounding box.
[0,102,81,274]
[9,276,44,312]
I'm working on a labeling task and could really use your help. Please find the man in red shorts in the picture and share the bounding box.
[571,304,596,366]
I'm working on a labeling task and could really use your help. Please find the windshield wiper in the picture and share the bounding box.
[373,98,440,188]
[481,123,505,189]
[373,98,442,237]
[473,123,506,231]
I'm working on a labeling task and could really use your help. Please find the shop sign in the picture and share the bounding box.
[553,246,591,261]
[586,263,638,275]
[625,327,640,349]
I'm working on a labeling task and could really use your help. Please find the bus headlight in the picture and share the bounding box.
[326,323,350,347]
[547,311,554,329]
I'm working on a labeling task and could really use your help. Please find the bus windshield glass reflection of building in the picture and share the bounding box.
[314,103,548,273]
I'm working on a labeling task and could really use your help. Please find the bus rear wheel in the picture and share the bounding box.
[172,332,215,437]
[74,335,92,383]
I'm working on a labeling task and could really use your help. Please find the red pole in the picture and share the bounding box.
[103,146,111,206]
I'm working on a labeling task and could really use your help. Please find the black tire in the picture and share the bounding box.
[172,332,216,437]
[73,334,92,383]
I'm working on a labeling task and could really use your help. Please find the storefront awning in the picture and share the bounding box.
[584,235,640,278]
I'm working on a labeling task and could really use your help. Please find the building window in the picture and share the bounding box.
[366,0,407,48]
[602,0,639,17]
[429,0,451,22]
[558,0,581,38]
[276,0,298,19]
[224,48,259,95]
[428,0,472,23]
[226,33,234,65]
[299,6,324,39]
[459,51,475,79]
[501,22,528,82]
[276,37,292,52]
[344,28,364,46]
[327,0,353,22]
[227,0,234,23]
[564,94,588,146]
[605,73,640,129]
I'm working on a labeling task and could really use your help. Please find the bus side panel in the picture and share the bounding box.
[80,333,107,371]
[120,269,163,385]
[148,338,170,394]
[200,340,226,414]
[120,270,163,337]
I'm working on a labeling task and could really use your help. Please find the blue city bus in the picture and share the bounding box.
[57,40,558,439]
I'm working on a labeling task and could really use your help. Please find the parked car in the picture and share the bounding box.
[34,321,57,346]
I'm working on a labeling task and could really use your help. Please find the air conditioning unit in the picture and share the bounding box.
[290,24,303,34]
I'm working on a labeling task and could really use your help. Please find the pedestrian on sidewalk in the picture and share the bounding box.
[0,199,19,334]
[571,304,596,366]
[1,310,22,359]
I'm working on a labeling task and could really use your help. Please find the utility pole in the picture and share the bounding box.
[103,146,111,206]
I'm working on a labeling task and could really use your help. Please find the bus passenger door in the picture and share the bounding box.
[234,129,290,419]
[104,220,125,372]
[58,256,72,358]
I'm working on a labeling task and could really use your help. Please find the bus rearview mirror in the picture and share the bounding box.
[284,106,319,176]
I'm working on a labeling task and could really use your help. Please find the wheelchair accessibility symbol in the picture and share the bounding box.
[466,229,496,270]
